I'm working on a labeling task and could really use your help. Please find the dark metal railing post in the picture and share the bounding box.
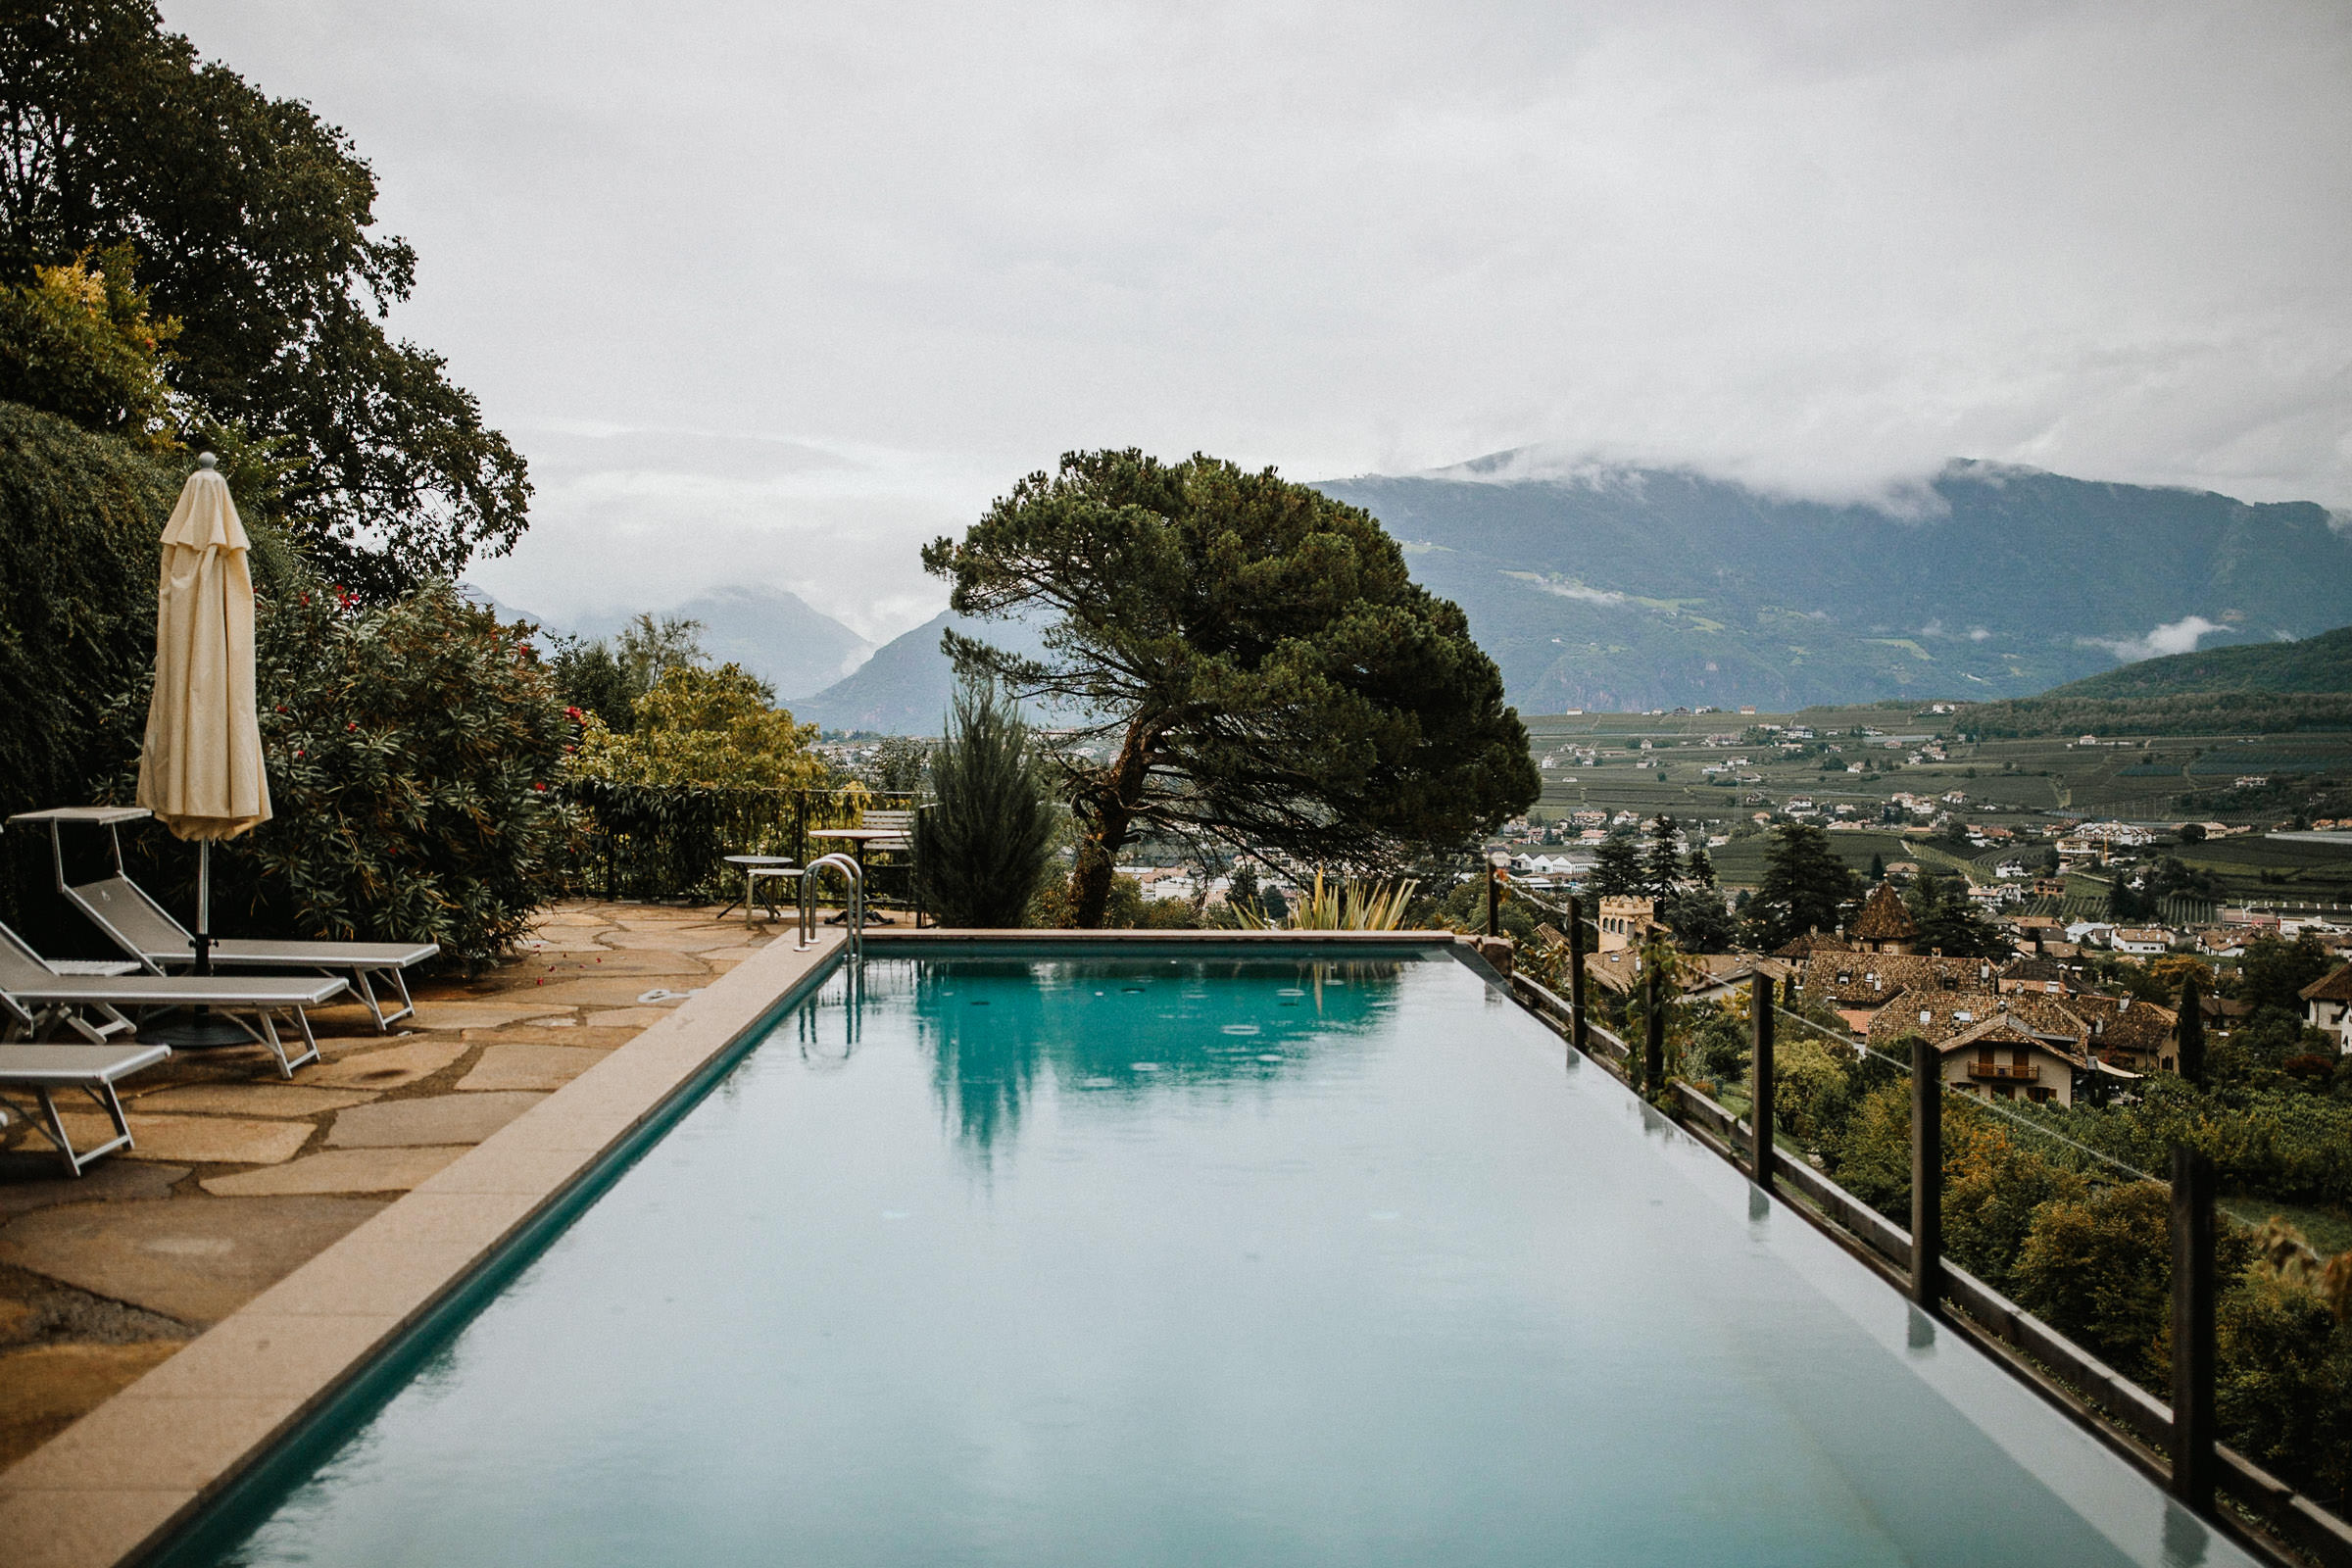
[795,790,808,868]
[1910,1036,1943,1313]
[1643,965,1664,1099]
[1486,864,1500,937]
[1751,974,1776,1190]
[1565,895,1589,1055]
[2171,1145,2217,1512]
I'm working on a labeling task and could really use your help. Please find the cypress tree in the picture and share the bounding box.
[913,678,1058,927]
[2176,972,2205,1086]
[1645,813,1684,891]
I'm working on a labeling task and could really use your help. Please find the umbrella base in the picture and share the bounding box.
[145,1010,254,1050]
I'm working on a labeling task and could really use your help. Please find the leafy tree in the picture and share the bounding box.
[923,450,1539,927]
[0,1,529,593]
[2219,1250,2352,1509]
[549,613,709,733]
[2011,1182,2177,1382]
[1913,876,2008,958]
[1644,813,1682,890]
[2238,933,2333,1015]
[1744,823,1861,951]
[861,735,931,793]
[1224,859,1262,921]
[1868,851,1886,882]
[1660,888,1736,954]
[1421,873,1538,943]
[570,664,825,790]
[913,679,1056,927]
[0,244,177,445]
[1686,846,1715,887]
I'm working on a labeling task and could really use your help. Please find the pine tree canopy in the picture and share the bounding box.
[1747,823,1861,950]
[921,449,1540,927]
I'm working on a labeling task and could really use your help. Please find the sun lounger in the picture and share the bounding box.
[0,1041,172,1175]
[1,922,347,1077]
[8,808,438,1031]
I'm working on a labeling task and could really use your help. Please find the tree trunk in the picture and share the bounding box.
[1062,718,1153,928]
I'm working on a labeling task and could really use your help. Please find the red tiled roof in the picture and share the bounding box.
[1849,882,1920,943]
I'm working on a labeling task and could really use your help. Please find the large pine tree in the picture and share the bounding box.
[924,450,1539,926]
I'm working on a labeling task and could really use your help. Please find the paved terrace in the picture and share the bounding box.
[0,900,821,1471]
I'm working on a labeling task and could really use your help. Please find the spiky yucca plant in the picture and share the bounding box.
[1234,867,1418,931]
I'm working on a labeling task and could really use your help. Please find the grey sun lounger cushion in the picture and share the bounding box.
[0,922,346,1078]
[71,875,436,1032]
[0,1041,172,1175]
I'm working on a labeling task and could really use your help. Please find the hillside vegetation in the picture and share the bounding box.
[1958,692,2352,739]
[2032,623,2352,701]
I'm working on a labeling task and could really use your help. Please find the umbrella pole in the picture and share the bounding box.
[154,837,245,1048]
[196,839,213,975]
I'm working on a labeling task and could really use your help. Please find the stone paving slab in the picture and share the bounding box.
[597,927,764,953]
[0,1160,186,1223]
[52,1117,312,1168]
[0,1198,385,1326]
[502,974,698,1006]
[401,1002,574,1031]
[513,949,712,976]
[456,1043,611,1093]
[0,1344,184,1471]
[460,1025,641,1049]
[325,1093,546,1149]
[198,1147,469,1198]
[295,1039,466,1091]
[128,1085,376,1120]
[571,1004,687,1029]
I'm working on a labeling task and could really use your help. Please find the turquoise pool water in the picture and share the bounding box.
[166,946,2245,1566]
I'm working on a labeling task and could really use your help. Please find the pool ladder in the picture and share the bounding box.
[798,853,864,961]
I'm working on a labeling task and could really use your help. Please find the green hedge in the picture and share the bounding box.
[0,401,176,942]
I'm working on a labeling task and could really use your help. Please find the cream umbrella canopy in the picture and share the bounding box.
[135,452,271,981]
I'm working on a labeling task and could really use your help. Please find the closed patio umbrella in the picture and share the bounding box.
[135,452,270,1037]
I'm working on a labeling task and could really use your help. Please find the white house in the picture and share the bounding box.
[2304,965,2352,1053]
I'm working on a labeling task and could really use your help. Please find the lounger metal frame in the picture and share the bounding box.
[16,809,432,1031]
[0,1042,172,1175]
[1,923,343,1077]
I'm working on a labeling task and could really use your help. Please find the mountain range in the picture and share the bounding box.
[1309,458,2352,714]
[566,585,871,701]
[579,458,2352,733]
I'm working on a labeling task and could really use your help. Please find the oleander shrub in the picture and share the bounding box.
[105,571,580,972]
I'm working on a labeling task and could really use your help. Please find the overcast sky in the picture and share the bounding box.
[164,0,2352,643]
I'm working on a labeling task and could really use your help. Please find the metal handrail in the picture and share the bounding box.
[799,854,864,960]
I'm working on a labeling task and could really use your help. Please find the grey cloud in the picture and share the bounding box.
[163,0,2352,630]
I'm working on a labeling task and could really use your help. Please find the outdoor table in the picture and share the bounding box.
[807,828,902,924]
[719,855,802,926]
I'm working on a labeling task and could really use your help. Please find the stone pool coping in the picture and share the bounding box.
[0,927,851,1568]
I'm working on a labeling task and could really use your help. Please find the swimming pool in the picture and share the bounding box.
[159,944,2248,1566]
